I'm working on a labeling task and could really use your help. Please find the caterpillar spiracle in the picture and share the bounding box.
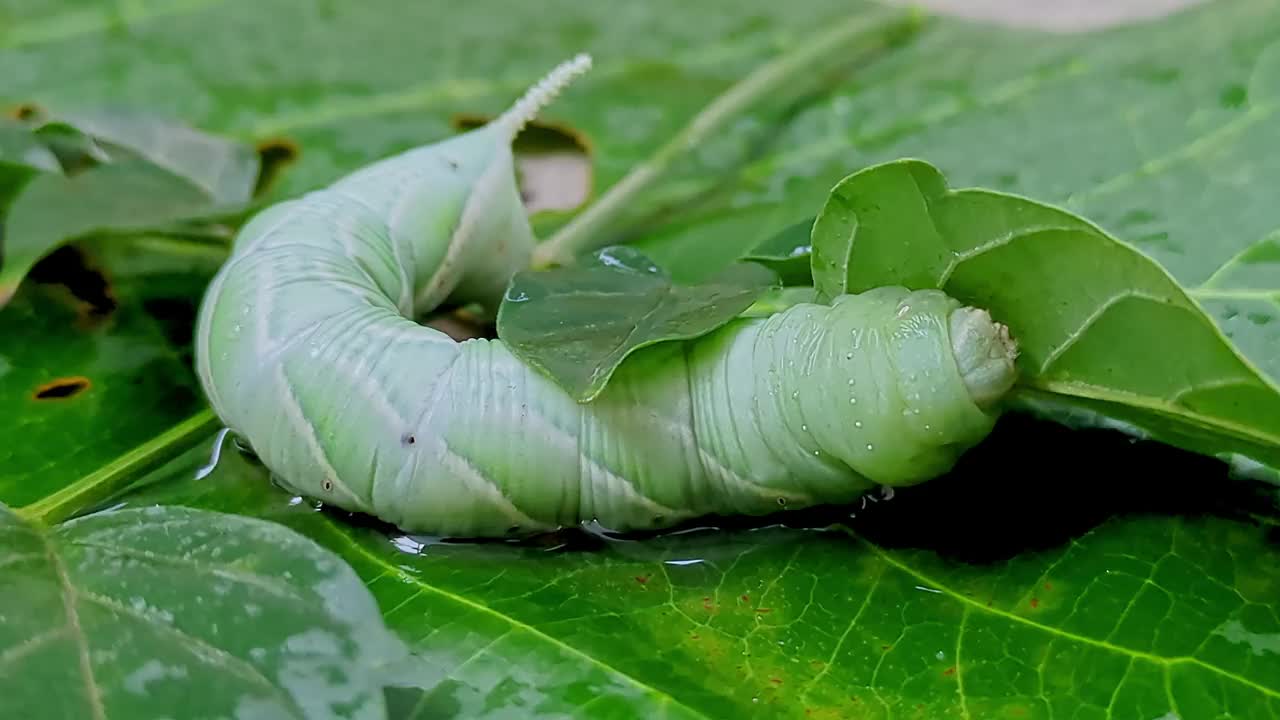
[194,54,1020,538]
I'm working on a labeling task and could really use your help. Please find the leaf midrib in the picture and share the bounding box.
[40,529,106,720]
[1022,378,1280,449]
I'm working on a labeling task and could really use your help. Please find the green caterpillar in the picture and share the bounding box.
[194,54,1019,538]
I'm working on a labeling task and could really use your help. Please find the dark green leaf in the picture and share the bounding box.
[106,419,1280,719]
[0,502,406,719]
[0,240,216,508]
[497,245,778,401]
[811,158,1280,473]
[740,216,815,286]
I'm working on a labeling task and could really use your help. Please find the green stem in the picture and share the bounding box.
[531,6,928,269]
[123,234,233,261]
[18,409,221,526]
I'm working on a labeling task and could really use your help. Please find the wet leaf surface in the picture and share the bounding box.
[5,1,1280,717]
[112,415,1280,719]
[0,502,405,719]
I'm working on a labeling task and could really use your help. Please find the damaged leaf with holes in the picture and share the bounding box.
[0,110,264,306]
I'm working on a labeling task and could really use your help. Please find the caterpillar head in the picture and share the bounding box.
[948,306,1019,409]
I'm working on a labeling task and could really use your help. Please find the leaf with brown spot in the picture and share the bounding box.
[32,375,90,400]
[0,111,263,308]
[253,136,301,197]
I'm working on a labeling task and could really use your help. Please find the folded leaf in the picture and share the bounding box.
[740,216,815,286]
[0,160,231,305]
[811,158,1280,472]
[44,110,259,205]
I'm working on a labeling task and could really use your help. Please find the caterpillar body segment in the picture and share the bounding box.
[194,55,1018,538]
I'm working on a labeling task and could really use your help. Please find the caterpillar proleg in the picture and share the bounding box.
[194,54,1018,538]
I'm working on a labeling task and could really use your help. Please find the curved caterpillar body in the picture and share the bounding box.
[195,55,1018,538]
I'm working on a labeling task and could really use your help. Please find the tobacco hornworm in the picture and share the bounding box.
[194,55,1019,538]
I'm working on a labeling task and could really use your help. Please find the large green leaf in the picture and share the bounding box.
[6,0,1280,718]
[104,418,1280,718]
[0,502,406,719]
[809,158,1280,472]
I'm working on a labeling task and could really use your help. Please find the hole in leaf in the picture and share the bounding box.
[33,376,91,400]
[27,245,117,321]
[254,137,300,196]
[142,297,198,368]
[452,113,592,213]
[7,102,42,122]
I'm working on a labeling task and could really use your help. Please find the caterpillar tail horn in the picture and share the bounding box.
[494,53,593,142]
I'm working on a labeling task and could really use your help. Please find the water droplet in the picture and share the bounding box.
[924,424,932,431]
[801,424,808,432]
[854,421,862,428]
[813,449,820,456]
[912,408,921,415]
[866,443,874,451]
[791,391,799,399]
[847,379,855,386]
[845,352,853,360]
[850,397,858,405]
